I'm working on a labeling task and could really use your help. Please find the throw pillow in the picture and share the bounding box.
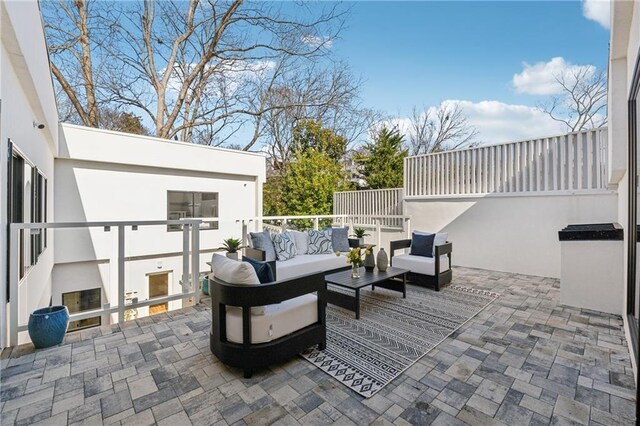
[242,256,275,283]
[211,254,265,315]
[286,230,309,255]
[324,227,350,252]
[410,231,436,258]
[249,230,276,261]
[307,229,333,254]
[272,232,297,261]
[434,232,448,254]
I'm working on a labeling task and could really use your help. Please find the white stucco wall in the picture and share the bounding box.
[53,124,266,325]
[405,192,618,278]
[0,0,59,346]
[609,0,639,378]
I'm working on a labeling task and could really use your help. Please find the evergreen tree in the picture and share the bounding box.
[356,127,408,189]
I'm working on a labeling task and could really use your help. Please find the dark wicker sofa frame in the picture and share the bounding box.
[209,271,327,378]
[389,240,453,291]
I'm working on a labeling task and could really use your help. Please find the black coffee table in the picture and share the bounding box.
[325,267,408,319]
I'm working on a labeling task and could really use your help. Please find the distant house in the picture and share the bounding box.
[0,1,265,346]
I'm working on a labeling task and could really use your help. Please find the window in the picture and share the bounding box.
[148,272,169,315]
[167,191,218,231]
[30,168,47,265]
[63,288,101,331]
[6,146,47,284]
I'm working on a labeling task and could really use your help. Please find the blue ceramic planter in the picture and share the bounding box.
[28,305,69,349]
[201,276,209,296]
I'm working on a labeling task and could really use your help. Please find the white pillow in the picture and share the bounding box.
[211,254,264,315]
[286,230,309,255]
[434,232,448,254]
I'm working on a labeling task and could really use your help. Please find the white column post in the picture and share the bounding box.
[191,222,200,305]
[117,225,126,324]
[9,226,19,347]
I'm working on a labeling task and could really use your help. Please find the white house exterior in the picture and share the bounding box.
[0,0,59,347]
[609,0,640,380]
[53,124,265,328]
[0,1,266,347]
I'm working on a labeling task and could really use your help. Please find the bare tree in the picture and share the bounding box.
[42,0,347,147]
[407,103,479,155]
[539,68,607,132]
[259,62,377,173]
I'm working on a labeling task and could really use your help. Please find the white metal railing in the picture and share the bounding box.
[7,219,201,347]
[332,189,404,228]
[404,127,609,197]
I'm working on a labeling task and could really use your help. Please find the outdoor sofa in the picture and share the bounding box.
[244,228,359,281]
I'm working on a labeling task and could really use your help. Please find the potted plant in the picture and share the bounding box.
[351,227,370,246]
[219,237,244,260]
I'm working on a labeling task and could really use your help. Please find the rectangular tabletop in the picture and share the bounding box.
[325,266,408,290]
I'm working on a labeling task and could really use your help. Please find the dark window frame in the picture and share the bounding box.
[626,44,640,418]
[166,190,219,232]
[62,288,102,332]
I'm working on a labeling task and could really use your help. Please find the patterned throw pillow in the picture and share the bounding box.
[307,229,333,254]
[272,232,297,261]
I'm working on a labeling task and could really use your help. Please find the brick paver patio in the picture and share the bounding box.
[0,267,636,425]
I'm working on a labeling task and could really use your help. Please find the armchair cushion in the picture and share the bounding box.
[272,232,297,261]
[250,230,276,261]
[411,232,436,257]
[225,293,318,344]
[392,254,450,276]
[211,254,265,315]
[242,256,275,284]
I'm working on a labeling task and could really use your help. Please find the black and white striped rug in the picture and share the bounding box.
[301,285,498,398]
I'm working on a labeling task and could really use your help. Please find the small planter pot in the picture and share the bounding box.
[28,306,69,349]
[226,252,239,261]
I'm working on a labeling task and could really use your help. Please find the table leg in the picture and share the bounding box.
[355,288,360,319]
[403,273,407,298]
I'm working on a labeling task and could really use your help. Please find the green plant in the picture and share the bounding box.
[351,227,370,238]
[219,237,244,253]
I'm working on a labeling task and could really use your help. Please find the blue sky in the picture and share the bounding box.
[323,0,610,143]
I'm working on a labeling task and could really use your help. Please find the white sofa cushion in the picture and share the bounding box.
[286,230,309,255]
[392,254,450,276]
[211,254,265,315]
[276,253,347,281]
[225,294,318,344]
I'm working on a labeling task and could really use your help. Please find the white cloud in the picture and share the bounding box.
[512,57,596,95]
[583,0,610,29]
[301,35,333,49]
[389,100,567,146]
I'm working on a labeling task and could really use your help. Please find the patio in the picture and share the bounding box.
[0,266,636,426]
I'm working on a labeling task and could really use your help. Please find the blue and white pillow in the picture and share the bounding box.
[307,229,333,254]
[272,232,297,261]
